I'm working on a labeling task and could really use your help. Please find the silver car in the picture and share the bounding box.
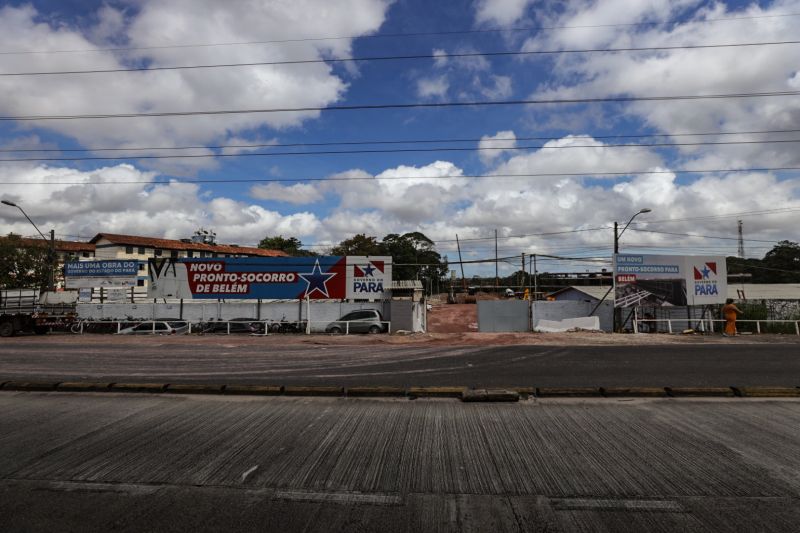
[325,310,387,334]
[118,321,189,335]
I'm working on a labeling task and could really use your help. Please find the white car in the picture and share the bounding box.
[118,321,189,335]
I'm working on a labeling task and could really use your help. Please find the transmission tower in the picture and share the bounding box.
[737,220,745,258]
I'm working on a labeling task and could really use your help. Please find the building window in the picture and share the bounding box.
[136,246,144,254]
[200,251,206,258]
[170,250,178,258]
[154,249,162,257]
[82,252,91,258]
[125,246,133,254]
[212,253,218,258]
[138,264,145,272]
[137,279,145,287]
[187,251,194,258]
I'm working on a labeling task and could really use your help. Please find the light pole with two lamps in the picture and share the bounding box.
[1,200,56,291]
[612,208,652,331]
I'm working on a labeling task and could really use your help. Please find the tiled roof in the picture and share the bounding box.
[90,233,287,257]
[0,236,95,253]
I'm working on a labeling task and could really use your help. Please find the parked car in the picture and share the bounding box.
[118,321,189,335]
[201,318,262,334]
[325,309,387,334]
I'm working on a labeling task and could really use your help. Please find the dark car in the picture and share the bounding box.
[325,309,387,334]
[201,318,263,334]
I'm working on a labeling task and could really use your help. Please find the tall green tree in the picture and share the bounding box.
[727,240,800,283]
[0,235,50,289]
[330,234,384,256]
[257,235,317,256]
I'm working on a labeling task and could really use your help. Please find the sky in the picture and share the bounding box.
[0,0,798,277]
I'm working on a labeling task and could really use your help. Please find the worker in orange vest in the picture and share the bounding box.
[721,299,743,336]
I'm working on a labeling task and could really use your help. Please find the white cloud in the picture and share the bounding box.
[475,74,512,100]
[249,182,324,204]
[520,1,800,167]
[478,130,517,164]
[0,1,390,173]
[416,75,449,99]
[475,0,534,26]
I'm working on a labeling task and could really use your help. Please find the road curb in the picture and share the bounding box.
[224,385,283,396]
[109,383,168,393]
[407,386,463,398]
[346,386,406,397]
[3,381,800,398]
[165,383,225,395]
[56,382,113,392]
[665,387,736,397]
[461,389,520,402]
[536,387,603,397]
[601,387,668,398]
[735,387,800,398]
[284,386,344,396]
[1,381,60,392]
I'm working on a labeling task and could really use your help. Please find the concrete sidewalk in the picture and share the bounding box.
[1,392,799,531]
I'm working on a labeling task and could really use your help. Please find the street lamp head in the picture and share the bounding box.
[638,208,652,214]
[1,200,17,207]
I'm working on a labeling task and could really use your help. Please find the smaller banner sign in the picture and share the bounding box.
[65,260,138,289]
[613,254,727,307]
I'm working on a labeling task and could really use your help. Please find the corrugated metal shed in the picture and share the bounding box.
[391,280,423,290]
[547,286,613,302]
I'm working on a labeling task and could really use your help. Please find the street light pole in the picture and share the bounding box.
[1,200,56,291]
[613,208,652,332]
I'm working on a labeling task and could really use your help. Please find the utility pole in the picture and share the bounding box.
[737,220,745,258]
[613,209,652,332]
[533,254,538,299]
[520,253,524,290]
[494,229,499,290]
[49,229,55,291]
[455,234,466,290]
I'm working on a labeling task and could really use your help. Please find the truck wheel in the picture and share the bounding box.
[0,321,15,338]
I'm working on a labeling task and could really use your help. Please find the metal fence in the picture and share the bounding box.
[67,319,391,336]
[633,317,800,335]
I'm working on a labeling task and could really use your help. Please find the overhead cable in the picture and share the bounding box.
[2,166,799,186]
[2,12,797,55]
[2,127,800,154]
[3,138,800,162]
[3,90,799,122]
[3,40,799,77]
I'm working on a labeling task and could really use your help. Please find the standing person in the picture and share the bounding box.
[722,299,743,336]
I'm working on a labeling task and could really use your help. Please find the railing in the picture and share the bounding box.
[68,319,392,335]
[633,317,800,335]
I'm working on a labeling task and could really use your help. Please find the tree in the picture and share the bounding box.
[727,240,800,283]
[330,234,384,256]
[0,235,50,289]
[257,235,316,256]
[381,232,448,288]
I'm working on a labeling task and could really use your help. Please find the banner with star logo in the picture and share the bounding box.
[613,254,727,307]
[148,256,391,300]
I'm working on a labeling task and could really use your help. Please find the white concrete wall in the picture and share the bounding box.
[77,301,397,333]
[532,301,614,332]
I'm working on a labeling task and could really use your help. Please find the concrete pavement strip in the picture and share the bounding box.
[1,380,800,398]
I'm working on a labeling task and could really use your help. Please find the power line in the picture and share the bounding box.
[4,127,799,154]
[628,228,782,243]
[4,40,799,77]
[630,206,800,225]
[3,138,800,162]
[3,12,797,56]
[3,166,800,186]
[3,90,799,122]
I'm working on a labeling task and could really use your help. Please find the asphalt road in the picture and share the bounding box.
[1,337,799,387]
[2,392,799,532]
